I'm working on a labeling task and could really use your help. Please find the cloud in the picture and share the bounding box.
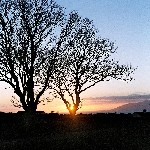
[83,94,150,103]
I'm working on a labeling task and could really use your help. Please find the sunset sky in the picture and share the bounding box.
[0,0,150,113]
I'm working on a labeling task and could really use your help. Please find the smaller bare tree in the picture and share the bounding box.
[53,12,136,116]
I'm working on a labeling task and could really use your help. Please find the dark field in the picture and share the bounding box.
[1,113,150,150]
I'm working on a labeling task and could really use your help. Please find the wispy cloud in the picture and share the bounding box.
[83,94,150,103]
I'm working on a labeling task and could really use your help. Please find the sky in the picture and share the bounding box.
[0,0,150,113]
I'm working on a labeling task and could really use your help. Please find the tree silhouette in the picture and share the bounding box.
[0,0,64,112]
[53,12,136,115]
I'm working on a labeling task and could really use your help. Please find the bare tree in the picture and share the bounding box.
[53,12,136,116]
[0,0,65,112]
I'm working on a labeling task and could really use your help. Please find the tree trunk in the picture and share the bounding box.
[25,102,37,113]
[21,97,37,113]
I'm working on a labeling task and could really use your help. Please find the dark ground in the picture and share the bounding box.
[0,112,150,150]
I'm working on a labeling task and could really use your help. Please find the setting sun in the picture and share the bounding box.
[70,105,74,110]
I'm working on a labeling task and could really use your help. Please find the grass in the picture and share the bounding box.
[1,113,150,150]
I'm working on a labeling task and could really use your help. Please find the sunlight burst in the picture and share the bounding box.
[70,105,74,110]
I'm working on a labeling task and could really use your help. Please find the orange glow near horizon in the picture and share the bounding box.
[0,87,125,113]
[0,90,142,114]
[0,84,148,114]
[0,99,128,114]
[39,100,128,114]
[78,102,128,113]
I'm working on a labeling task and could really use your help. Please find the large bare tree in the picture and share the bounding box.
[53,12,136,115]
[0,0,64,112]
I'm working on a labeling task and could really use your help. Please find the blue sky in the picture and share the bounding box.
[1,0,150,113]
